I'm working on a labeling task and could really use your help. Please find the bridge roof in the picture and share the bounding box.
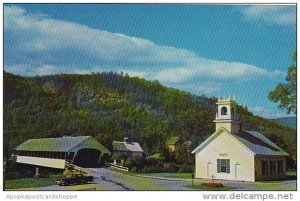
[14,136,111,154]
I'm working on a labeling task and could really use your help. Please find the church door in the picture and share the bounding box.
[235,162,240,180]
[207,162,213,177]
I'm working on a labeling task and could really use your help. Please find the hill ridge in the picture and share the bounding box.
[3,71,296,166]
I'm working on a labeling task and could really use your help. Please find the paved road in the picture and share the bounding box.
[87,168,192,190]
[9,168,192,191]
[8,168,296,191]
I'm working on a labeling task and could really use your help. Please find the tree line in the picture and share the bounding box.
[3,71,297,168]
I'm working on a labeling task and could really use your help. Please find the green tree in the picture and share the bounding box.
[268,51,296,115]
[3,71,297,171]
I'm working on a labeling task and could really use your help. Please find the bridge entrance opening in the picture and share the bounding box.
[73,149,101,167]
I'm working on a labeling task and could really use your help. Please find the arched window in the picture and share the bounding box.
[221,107,227,115]
[231,107,235,116]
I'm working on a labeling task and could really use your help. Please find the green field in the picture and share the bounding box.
[5,178,56,189]
[134,172,193,179]
[286,171,296,177]
[108,167,193,179]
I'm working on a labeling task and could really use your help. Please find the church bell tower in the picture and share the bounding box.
[214,95,241,134]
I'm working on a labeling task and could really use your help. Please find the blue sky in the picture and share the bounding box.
[4,4,296,118]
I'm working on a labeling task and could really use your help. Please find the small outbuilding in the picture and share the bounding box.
[12,136,111,169]
[112,137,144,159]
[166,137,180,152]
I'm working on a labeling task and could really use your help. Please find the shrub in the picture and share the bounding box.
[163,162,179,173]
[131,167,138,173]
[149,153,163,160]
[125,155,147,171]
[125,157,193,173]
[178,165,194,173]
[141,166,155,173]
[202,183,224,188]
[6,171,22,180]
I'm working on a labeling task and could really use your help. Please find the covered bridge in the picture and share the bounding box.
[12,136,111,169]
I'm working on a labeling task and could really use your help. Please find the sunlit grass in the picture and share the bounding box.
[5,178,55,189]
[134,172,193,179]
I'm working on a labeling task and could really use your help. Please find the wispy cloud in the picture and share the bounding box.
[5,6,283,78]
[153,59,284,83]
[240,5,296,25]
[249,106,293,119]
[4,5,284,106]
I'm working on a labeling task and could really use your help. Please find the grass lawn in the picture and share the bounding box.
[286,171,296,177]
[185,184,234,191]
[5,178,56,189]
[134,172,193,179]
[108,167,193,179]
[258,171,297,183]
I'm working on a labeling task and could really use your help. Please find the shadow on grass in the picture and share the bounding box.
[259,174,296,183]
[286,175,297,181]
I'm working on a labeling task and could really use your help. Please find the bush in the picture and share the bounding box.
[124,155,147,171]
[202,183,224,188]
[141,166,155,173]
[131,167,138,173]
[178,165,194,173]
[125,157,193,174]
[107,158,115,163]
[6,171,22,180]
[162,162,179,173]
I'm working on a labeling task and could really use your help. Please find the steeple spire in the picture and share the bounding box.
[214,96,240,134]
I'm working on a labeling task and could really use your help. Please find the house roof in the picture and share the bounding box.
[166,137,180,145]
[14,136,111,154]
[112,141,144,152]
[192,128,289,156]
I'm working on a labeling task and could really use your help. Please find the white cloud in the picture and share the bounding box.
[154,67,195,83]
[154,58,283,83]
[241,5,296,25]
[249,106,293,119]
[4,5,284,103]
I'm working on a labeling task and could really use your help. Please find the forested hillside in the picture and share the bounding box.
[3,72,297,168]
[271,117,296,129]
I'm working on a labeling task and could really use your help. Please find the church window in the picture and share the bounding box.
[277,160,283,174]
[221,107,227,115]
[262,160,269,175]
[231,107,235,116]
[270,161,276,175]
[217,159,230,173]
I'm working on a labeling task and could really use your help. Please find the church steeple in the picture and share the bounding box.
[214,95,241,134]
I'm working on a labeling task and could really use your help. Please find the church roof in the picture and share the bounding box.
[192,128,289,156]
[232,130,289,156]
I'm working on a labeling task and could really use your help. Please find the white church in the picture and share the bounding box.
[192,96,289,182]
